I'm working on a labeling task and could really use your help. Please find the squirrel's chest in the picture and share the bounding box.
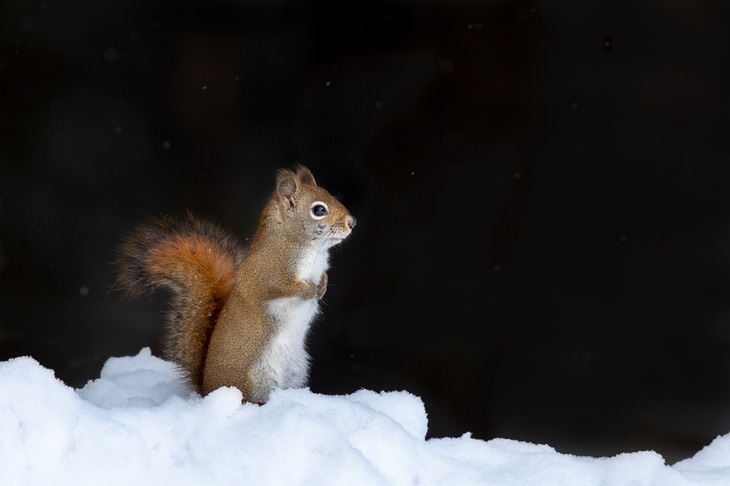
[265,297,319,336]
[294,246,329,284]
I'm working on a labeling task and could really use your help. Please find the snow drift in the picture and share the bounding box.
[1,348,729,485]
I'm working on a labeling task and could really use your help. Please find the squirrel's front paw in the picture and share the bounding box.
[296,274,328,300]
[317,272,328,300]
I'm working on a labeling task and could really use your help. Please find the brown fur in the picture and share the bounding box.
[115,214,245,391]
[115,167,355,401]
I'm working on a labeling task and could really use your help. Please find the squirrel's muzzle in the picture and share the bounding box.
[346,215,357,231]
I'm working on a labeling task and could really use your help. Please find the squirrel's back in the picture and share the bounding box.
[115,214,245,391]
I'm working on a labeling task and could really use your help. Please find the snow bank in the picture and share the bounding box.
[1,349,729,486]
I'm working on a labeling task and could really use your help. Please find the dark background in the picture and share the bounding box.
[2,0,730,463]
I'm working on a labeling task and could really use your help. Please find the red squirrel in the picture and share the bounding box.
[115,166,356,402]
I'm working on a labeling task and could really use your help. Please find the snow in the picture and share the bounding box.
[1,349,730,486]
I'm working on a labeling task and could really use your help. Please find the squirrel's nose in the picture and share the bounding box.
[346,215,357,231]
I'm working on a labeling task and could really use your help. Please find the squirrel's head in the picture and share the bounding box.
[274,166,356,248]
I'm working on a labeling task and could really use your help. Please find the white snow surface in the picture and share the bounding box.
[1,349,729,486]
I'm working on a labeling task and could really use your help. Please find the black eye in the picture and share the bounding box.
[310,202,328,219]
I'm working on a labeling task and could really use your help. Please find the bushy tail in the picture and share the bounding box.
[115,213,245,390]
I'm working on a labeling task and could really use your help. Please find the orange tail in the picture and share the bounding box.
[115,213,245,390]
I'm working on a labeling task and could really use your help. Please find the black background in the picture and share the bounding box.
[2,0,730,463]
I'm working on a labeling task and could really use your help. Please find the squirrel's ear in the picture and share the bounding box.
[276,169,300,211]
[296,165,317,186]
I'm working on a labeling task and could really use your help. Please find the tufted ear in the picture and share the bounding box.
[276,169,300,210]
[296,165,317,186]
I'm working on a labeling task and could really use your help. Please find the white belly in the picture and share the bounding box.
[253,297,320,400]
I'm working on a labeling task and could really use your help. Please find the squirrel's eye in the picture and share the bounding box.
[310,202,329,220]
